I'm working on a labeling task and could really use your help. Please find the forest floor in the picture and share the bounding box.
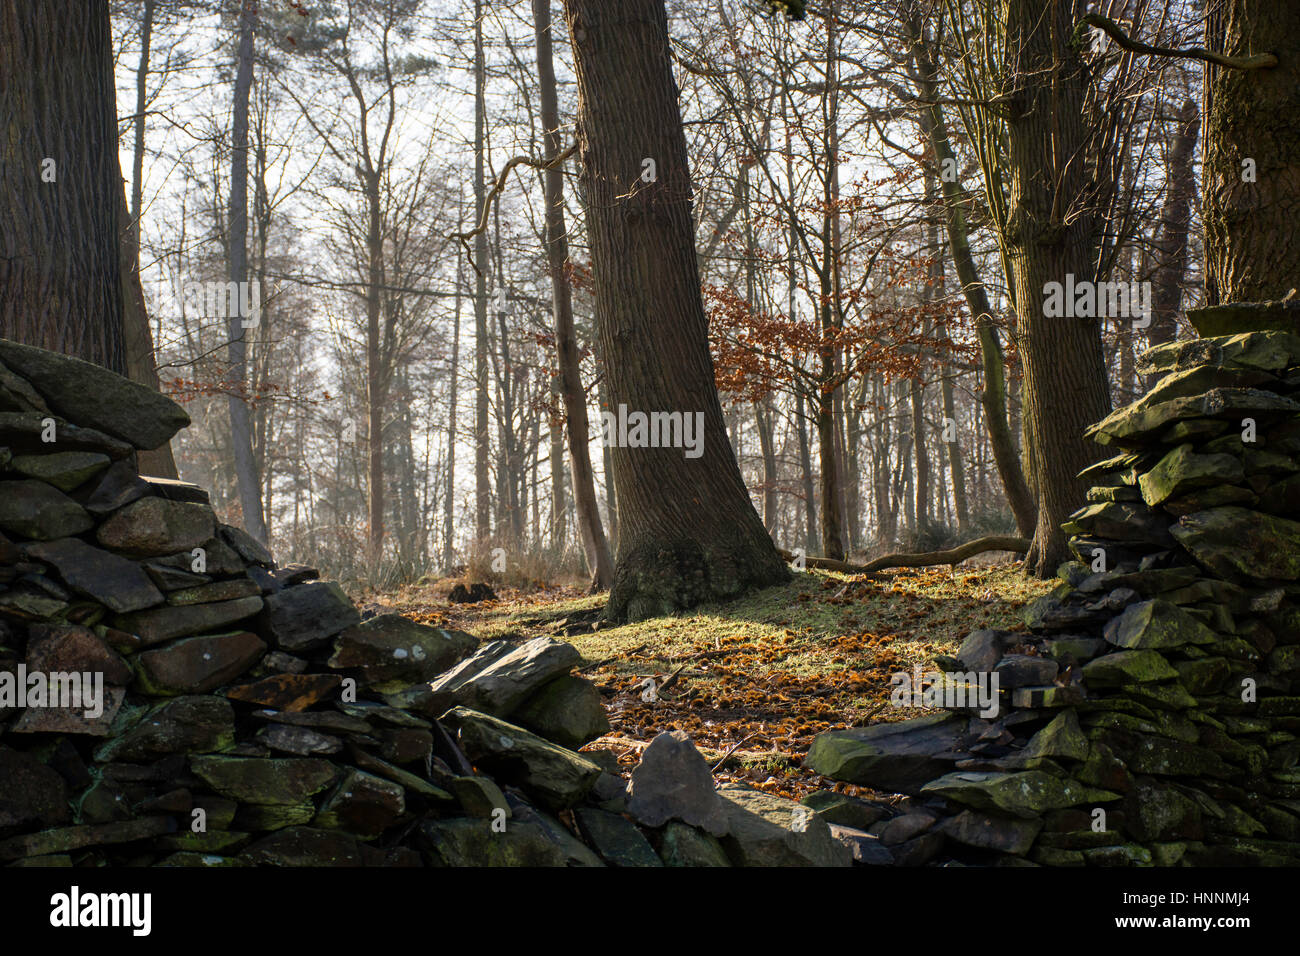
[367,564,1052,804]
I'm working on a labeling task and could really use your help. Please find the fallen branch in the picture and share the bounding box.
[779,535,1029,575]
[1077,13,1278,70]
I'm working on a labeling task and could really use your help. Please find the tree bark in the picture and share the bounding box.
[227,3,268,545]
[0,2,126,373]
[1148,98,1199,359]
[473,0,492,544]
[1203,3,1299,303]
[564,0,789,621]
[1001,0,1112,576]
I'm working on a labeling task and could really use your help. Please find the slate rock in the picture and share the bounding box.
[418,817,568,867]
[9,686,126,736]
[84,460,148,515]
[448,775,511,818]
[799,790,889,830]
[10,451,109,491]
[1103,599,1218,649]
[0,339,190,449]
[716,783,851,867]
[96,496,216,557]
[0,480,93,539]
[1171,507,1300,580]
[314,769,405,838]
[26,537,163,612]
[134,630,266,695]
[115,596,264,645]
[24,622,131,685]
[804,712,969,793]
[239,826,361,866]
[327,614,476,691]
[920,770,1120,819]
[427,636,580,717]
[259,582,361,652]
[94,696,236,763]
[827,824,895,865]
[224,673,341,712]
[937,810,1042,855]
[189,755,338,805]
[256,723,342,756]
[0,817,174,860]
[441,706,600,811]
[0,746,70,828]
[625,730,728,835]
[166,577,261,606]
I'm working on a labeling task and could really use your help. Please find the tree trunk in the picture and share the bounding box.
[443,251,463,570]
[1148,98,1199,360]
[1001,0,1112,576]
[1203,3,1299,303]
[535,0,613,588]
[473,0,492,544]
[0,2,126,373]
[227,4,268,545]
[564,0,788,621]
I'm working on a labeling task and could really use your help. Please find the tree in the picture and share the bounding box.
[532,0,614,590]
[226,1,270,544]
[0,2,127,373]
[563,0,789,621]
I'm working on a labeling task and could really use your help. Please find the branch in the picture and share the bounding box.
[1077,14,1278,70]
[778,536,1029,575]
[451,142,578,275]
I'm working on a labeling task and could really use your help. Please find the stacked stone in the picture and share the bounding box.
[807,308,1300,867]
[0,339,858,867]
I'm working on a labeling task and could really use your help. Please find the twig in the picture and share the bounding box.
[711,733,758,774]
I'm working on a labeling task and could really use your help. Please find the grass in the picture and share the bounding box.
[370,562,1051,802]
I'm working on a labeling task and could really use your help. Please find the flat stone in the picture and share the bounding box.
[0,480,93,539]
[827,824,895,865]
[716,783,851,867]
[134,630,266,694]
[255,723,342,756]
[1020,710,1090,761]
[26,537,163,612]
[799,790,889,830]
[259,582,360,652]
[426,636,580,718]
[0,339,190,449]
[0,817,174,860]
[94,696,236,763]
[96,497,216,557]
[9,686,126,736]
[24,622,131,685]
[1172,507,1300,580]
[239,826,361,866]
[625,730,728,835]
[115,595,264,645]
[447,776,510,818]
[994,654,1060,688]
[921,770,1119,819]
[804,712,969,793]
[84,460,148,515]
[1103,599,1218,649]
[327,614,476,691]
[936,810,1042,855]
[10,451,109,491]
[189,755,338,805]
[165,577,261,606]
[224,673,341,712]
[441,705,601,811]
[1081,650,1179,686]
[218,523,274,566]
[1139,443,1244,506]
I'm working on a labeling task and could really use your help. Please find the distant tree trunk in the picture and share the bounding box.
[473,0,492,544]
[795,391,817,553]
[533,0,613,588]
[754,400,779,536]
[0,2,126,373]
[227,3,268,544]
[597,374,619,553]
[1203,3,1299,303]
[909,28,1035,536]
[1148,98,1199,359]
[443,252,463,570]
[564,0,789,621]
[1002,0,1112,576]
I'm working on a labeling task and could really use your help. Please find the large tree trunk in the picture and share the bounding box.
[0,2,126,373]
[443,253,463,570]
[1002,0,1112,576]
[1203,3,1300,303]
[227,4,268,545]
[564,0,789,621]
